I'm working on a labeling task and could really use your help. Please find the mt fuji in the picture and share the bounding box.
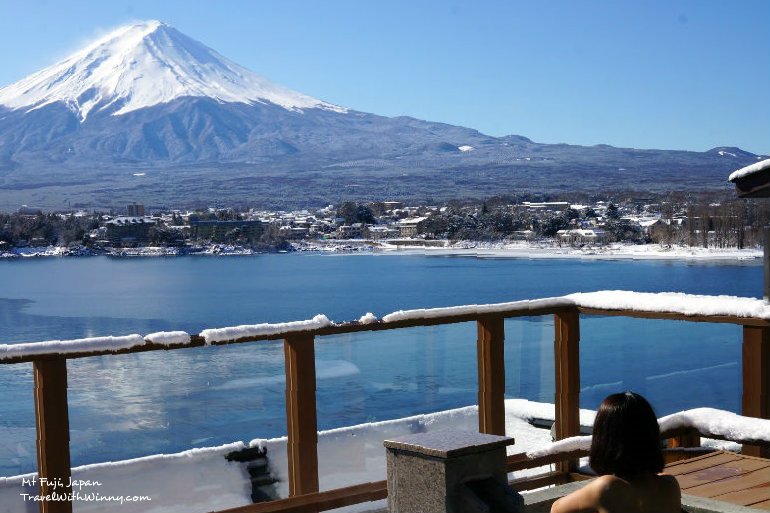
[0,20,345,121]
[0,21,763,209]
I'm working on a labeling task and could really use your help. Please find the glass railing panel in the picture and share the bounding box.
[0,363,35,477]
[313,323,478,494]
[63,343,288,511]
[580,317,742,416]
[503,316,557,478]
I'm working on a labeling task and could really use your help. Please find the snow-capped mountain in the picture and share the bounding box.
[0,20,344,121]
[0,21,763,209]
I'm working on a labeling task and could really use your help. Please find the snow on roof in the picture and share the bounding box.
[567,290,770,319]
[728,158,770,182]
[396,216,428,226]
[200,314,333,344]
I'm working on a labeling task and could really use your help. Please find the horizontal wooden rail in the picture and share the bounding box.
[216,481,387,513]
[507,450,589,472]
[576,307,770,327]
[0,305,574,364]
[5,300,770,364]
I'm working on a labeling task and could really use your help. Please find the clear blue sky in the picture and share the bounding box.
[1,0,768,154]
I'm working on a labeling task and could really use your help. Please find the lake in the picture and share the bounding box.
[0,253,762,475]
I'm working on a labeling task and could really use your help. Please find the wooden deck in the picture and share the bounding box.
[665,451,770,510]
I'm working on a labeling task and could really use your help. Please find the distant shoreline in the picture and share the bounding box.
[1,240,762,262]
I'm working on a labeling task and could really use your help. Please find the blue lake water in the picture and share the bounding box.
[0,253,762,475]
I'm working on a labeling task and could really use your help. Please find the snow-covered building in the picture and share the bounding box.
[105,216,156,245]
[396,217,428,238]
[557,228,606,246]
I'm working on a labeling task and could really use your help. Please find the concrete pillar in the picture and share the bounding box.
[384,430,523,513]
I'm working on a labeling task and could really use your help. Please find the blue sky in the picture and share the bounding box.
[1,0,768,154]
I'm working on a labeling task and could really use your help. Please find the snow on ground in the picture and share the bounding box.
[252,399,580,511]
[0,399,758,513]
[0,443,251,513]
[376,240,762,261]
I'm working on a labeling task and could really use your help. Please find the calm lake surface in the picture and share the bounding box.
[0,253,762,475]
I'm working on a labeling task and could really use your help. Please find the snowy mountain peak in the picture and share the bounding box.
[0,20,346,121]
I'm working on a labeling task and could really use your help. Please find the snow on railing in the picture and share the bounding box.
[0,334,146,360]
[200,314,333,344]
[0,332,194,361]
[144,331,192,346]
[526,407,770,459]
[659,407,770,444]
[4,290,770,361]
[568,290,770,319]
[381,297,574,323]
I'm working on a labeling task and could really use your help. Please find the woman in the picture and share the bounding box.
[551,392,681,513]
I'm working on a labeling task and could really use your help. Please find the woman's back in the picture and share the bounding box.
[551,473,681,513]
[594,473,681,513]
[550,392,682,513]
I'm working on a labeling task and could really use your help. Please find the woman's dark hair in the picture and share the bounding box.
[589,391,664,480]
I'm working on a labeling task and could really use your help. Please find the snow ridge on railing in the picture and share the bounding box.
[527,407,770,459]
[200,314,333,344]
[4,290,770,360]
[568,291,770,319]
[381,297,573,322]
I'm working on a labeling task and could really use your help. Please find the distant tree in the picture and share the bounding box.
[338,202,375,224]
[538,213,570,237]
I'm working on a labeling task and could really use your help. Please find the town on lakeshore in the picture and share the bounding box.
[1,190,767,258]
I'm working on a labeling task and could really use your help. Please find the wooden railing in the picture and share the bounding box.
[1,300,769,513]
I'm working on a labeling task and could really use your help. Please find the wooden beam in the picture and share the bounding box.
[217,481,387,513]
[577,307,770,327]
[33,358,72,513]
[509,471,572,492]
[667,433,701,449]
[554,310,581,472]
[742,326,770,458]
[477,317,506,435]
[284,333,319,496]
[507,450,589,472]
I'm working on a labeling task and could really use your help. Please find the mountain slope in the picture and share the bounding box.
[0,21,765,209]
[0,20,344,121]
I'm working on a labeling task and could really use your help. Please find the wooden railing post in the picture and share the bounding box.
[741,325,770,458]
[477,317,506,435]
[554,309,581,472]
[667,431,701,450]
[33,358,73,513]
[284,333,319,496]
